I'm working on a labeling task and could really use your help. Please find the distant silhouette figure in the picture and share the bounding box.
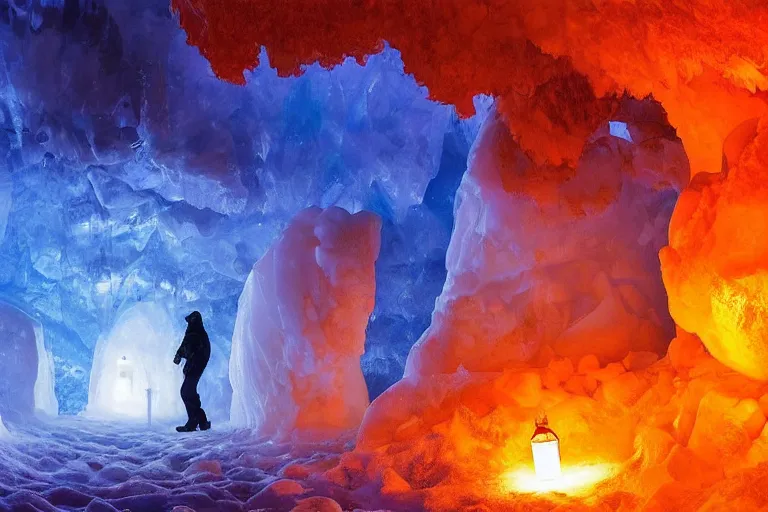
[173,311,211,432]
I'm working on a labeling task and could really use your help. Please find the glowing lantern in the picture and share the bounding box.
[114,356,134,402]
[531,413,561,481]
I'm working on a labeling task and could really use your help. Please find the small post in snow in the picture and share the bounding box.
[146,388,152,427]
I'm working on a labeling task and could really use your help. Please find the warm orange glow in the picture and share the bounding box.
[661,116,768,380]
[502,462,618,496]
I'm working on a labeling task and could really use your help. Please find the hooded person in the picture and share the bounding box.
[173,311,212,432]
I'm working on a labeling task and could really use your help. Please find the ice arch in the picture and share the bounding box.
[86,302,185,421]
[0,302,58,421]
[230,206,380,440]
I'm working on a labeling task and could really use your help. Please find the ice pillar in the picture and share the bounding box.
[0,301,58,420]
[404,102,688,378]
[230,206,380,440]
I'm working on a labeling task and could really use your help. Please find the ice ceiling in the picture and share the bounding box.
[2,0,768,510]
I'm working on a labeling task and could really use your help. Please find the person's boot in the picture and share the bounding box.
[198,409,211,431]
[176,420,197,432]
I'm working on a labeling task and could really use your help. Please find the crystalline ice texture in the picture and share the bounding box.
[0,9,460,410]
[230,207,380,440]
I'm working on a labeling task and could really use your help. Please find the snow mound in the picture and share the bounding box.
[230,206,381,440]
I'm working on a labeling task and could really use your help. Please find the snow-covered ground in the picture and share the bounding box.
[5,332,768,512]
[0,417,378,512]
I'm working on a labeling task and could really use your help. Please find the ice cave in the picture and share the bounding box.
[1,1,768,511]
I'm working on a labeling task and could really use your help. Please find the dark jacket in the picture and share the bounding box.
[175,311,211,376]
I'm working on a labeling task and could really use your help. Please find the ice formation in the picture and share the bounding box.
[400,99,688,378]
[0,301,57,420]
[362,95,491,399]
[230,207,380,440]
[661,115,768,380]
[86,302,186,421]
[0,0,474,413]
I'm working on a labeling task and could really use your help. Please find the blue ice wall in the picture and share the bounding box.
[363,98,490,399]
[0,0,487,413]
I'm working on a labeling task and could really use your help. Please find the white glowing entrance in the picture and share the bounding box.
[85,303,185,421]
[114,356,134,403]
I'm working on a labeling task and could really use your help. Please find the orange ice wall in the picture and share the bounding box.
[661,116,768,380]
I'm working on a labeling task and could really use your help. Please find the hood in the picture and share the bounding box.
[185,311,203,327]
